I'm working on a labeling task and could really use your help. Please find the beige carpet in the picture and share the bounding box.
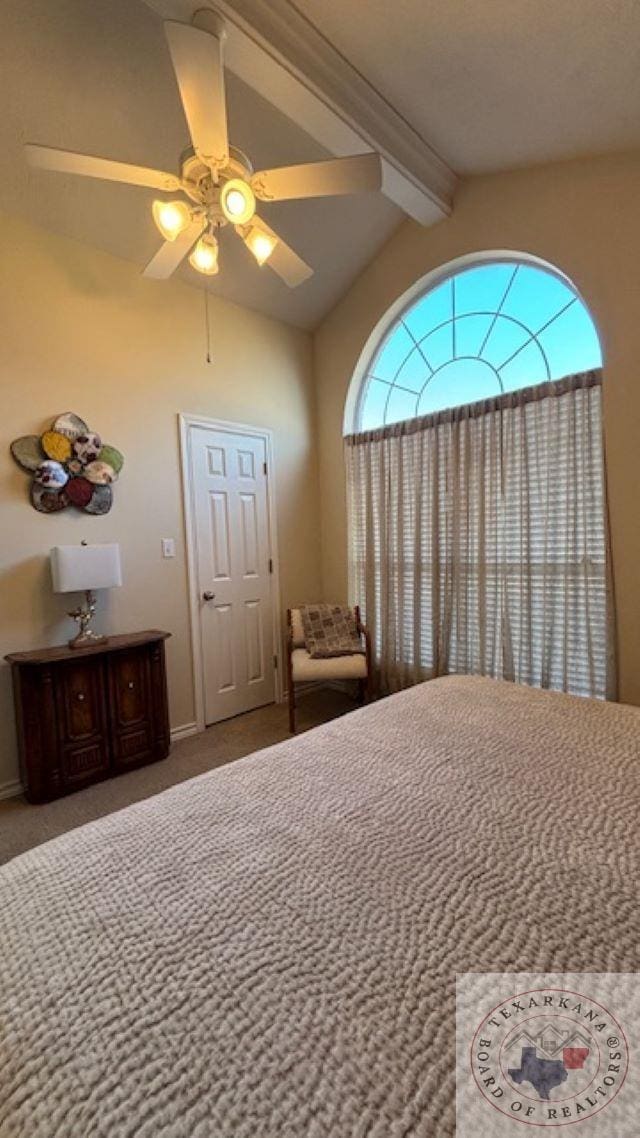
[0,688,354,865]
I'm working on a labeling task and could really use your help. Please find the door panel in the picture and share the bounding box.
[210,491,231,579]
[237,448,255,479]
[207,445,226,476]
[245,599,264,684]
[239,493,259,577]
[214,603,235,692]
[191,425,275,724]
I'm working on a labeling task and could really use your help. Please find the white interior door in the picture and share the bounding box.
[190,425,276,724]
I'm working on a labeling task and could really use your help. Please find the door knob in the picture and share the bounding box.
[202,591,215,601]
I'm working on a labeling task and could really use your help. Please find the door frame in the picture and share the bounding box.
[179,413,283,734]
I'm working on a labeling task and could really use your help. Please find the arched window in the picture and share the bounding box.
[345,254,613,702]
[355,258,602,432]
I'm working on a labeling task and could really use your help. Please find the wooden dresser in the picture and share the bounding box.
[6,631,171,803]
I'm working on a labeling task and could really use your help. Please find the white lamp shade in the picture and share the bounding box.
[51,544,122,593]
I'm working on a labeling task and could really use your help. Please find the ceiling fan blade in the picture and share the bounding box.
[143,216,205,280]
[25,144,181,191]
[242,217,313,288]
[164,20,229,170]
[251,153,382,203]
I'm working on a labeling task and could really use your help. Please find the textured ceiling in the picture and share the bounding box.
[3,0,638,332]
[294,0,640,173]
[0,0,402,329]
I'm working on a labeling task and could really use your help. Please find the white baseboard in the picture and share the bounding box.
[0,778,23,801]
[170,721,200,743]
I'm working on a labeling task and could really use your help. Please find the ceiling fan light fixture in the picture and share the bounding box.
[189,233,219,275]
[152,199,192,241]
[244,226,277,266]
[220,178,255,225]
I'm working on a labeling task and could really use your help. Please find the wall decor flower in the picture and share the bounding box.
[10,412,123,514]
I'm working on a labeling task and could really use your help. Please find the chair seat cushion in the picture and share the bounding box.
[291,648,367,682]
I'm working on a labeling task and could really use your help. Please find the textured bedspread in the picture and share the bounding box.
[1,676,640,1137]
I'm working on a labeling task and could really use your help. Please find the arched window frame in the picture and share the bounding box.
[344,251,603,436]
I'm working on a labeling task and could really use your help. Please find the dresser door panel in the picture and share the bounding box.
[61,740,111,787]
[108,649,154,767]
[56,658,105,741]
[54,658,111,788]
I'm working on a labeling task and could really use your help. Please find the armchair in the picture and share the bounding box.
[286,605,372,733]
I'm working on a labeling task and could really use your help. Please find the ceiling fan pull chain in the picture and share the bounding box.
[203,287,212,364]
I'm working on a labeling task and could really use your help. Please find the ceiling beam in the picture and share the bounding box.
[142,0,458,225]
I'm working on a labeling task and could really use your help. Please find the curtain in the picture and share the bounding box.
[345,370,616,700]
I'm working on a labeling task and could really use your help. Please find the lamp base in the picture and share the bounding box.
[68,629,109,650]
[67,590,108,649]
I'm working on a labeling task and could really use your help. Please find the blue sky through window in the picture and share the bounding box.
[357,261,602,430]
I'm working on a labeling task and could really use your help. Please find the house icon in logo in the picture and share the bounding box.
[505,1027,592,1060]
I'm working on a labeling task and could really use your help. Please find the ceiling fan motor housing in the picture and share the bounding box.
[179,145,254,226]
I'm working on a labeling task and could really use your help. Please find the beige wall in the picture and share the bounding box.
[3,151,640,796]
[0,213,320,792]
[314,151,640,706]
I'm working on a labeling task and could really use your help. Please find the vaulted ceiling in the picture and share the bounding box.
[2,0,638,329]
[294,0,640,172]
[0,0,402,329]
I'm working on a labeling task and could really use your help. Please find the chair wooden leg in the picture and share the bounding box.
[357,679,365,706]
[288,681,296,734]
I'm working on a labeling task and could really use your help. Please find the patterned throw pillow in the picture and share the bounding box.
[300,604,364,659]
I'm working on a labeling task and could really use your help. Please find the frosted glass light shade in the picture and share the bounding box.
[220,179,255,225]
[189,234,219,275]
[152,199,191,241]
[51,544,122,593]
[245,226,276,266]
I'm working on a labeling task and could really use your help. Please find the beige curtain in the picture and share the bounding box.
[345,370,616,700]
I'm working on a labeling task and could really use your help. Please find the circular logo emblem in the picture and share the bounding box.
[470,987,629,1126]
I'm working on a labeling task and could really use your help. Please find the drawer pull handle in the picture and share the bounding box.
[127,681,135,690]
[77,693,86,702]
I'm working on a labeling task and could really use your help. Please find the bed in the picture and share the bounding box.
[1,676,639,1136]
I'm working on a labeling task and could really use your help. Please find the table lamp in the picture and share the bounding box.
[51,542,122,648]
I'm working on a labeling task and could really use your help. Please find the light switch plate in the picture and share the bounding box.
[161,538,176,559]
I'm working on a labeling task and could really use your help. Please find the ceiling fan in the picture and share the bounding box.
[25,8,382,288]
